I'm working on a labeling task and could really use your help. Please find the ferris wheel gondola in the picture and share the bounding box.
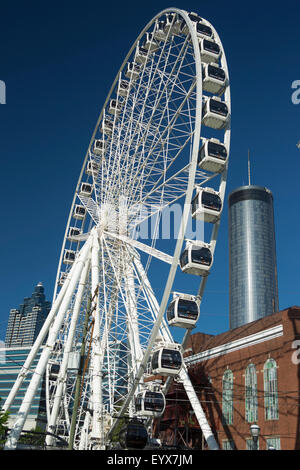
[4,8,231,452]
[151,345,183,376]
[198,138,228,173]
[167,293,200,329]
[191,187,223,223]
[135,390,166,417]
[119,420,148,450]
[180,242,213,276]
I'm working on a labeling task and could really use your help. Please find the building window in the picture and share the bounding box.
[222,439,235,450]
[264,358,279,420]
[222,369,233,425]
[266,436,281,450]
[245,363,258,423]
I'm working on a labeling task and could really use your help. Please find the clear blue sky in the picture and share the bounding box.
[0,0,299,341]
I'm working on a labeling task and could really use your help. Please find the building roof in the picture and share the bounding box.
[185,306,300,357]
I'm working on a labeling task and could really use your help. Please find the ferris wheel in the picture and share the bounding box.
[4,8,231,451]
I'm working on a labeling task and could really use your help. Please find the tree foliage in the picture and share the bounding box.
[0,398,9,448]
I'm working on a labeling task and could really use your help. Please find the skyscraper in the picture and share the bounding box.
[228,185,279,329]
[5,282,51,347]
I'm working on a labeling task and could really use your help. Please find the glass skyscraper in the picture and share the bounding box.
[228,185,279,329]
[5,282,51,348]
[0,346,47,430]
[0,283,51,431]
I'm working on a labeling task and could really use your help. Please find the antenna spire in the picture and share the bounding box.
[248,149,251,186]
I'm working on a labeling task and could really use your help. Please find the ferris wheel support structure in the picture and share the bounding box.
[5,8,230,451]
[4,237,92,449]
[45,256,91,446]
[132,253,219,450]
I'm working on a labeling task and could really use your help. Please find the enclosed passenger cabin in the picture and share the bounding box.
[119,421,148,450]
[109,99,123,115]
[163,13,182,36]
[93,139,106,155]
[153,20,167,41]
[125,62,141,81]
[180,11,202,35]
[182,19,213,40]
[118,79,130,97]
[135,46,148,64]
[142,32,159,52]
[63,249,76,265]
[101,118,114,136]
[202,97,229,130]
[67,227,82,242]
[199,38,221,64]
[202,64,226,95]
[135,390,166,417]
[187,11,203,23]
[79,182,93,197]
[191,188,222,223]
[73,204,86,220]
[195,22,213,40]
[49,362,60,381]
[58,272,67,286]
[166,295,199,329]
[151,345,183,376]
[86,160,100,177]
[180,242,213,276]
[198,138,228,173]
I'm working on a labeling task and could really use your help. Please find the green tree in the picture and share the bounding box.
[18,425,46,448]
[0,398,9,449]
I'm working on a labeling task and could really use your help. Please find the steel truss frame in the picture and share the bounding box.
[4,8,230,451]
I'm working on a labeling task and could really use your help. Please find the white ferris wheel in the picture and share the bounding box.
[4,8,231,451]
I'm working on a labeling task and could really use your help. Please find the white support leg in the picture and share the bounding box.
[90,229,103,447]
[124,257,144,417]
[2,240,89,413]
[178,365,219,450]
[125,258,143,372]
[45,255,91,447]
[4,236,92,450]
[134,251,219,450]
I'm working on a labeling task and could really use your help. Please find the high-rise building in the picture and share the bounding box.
[0,346,47,430]
[228,185,279,329]
[5,282,51,348]
[1,283,50,431]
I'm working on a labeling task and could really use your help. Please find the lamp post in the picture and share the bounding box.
[250,424,260,450]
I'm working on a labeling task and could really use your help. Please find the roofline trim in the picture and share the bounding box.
[185,324,283,365]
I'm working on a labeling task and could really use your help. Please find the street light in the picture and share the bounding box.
[250,424,260,450]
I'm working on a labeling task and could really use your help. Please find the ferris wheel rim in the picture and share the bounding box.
[3,8,233,452]
[43,8,231,449]
[52,7,205,301]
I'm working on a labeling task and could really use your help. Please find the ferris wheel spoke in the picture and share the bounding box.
[104,230,175,265]
[103,37,193,206]
[121,79,197,210]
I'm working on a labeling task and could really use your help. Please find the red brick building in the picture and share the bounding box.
[157,306,300,450]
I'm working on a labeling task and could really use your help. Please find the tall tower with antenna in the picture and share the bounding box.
[228,154,279,329]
